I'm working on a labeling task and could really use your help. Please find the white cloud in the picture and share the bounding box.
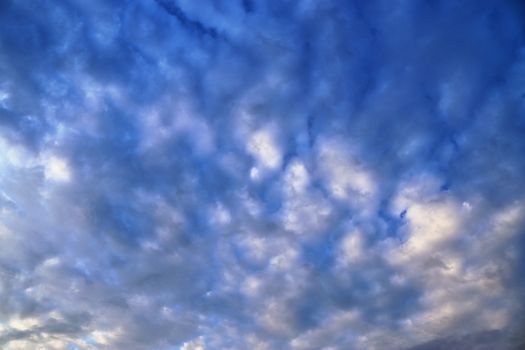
[337,229,365,266]
[44,156,71,182]
[315,137,377,215]
[248,127,282,171]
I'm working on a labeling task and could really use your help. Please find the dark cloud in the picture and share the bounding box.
[405,329,523,350]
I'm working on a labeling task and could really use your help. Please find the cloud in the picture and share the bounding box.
[0,0,524,349]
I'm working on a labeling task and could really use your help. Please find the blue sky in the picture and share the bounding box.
[0,0,525,349]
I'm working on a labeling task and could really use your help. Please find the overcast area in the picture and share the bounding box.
[0,1,525,349]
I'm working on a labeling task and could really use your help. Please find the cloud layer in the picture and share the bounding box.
[0,0,525,349]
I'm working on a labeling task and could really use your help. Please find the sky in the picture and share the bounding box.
[0,0,525,349]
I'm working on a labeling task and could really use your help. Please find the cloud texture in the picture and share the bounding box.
[0,0,525,349]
